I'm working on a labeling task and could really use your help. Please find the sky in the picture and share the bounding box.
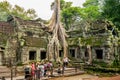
[0,0,86,20]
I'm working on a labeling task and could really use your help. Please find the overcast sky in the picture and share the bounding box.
[0,0,85,20]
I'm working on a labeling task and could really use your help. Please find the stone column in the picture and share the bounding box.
[36,48,40,61]
[87,45,92,64]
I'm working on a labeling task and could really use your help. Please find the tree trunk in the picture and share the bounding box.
[47,0,68,61]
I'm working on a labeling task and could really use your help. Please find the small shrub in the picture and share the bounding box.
[92,60,108,67]
[111,55,120,68]
[17,62,23,66]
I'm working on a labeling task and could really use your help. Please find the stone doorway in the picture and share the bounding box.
[29,51,36,60]
[95,49,103,59]
[69,49,75,57]
[0,51,4,65]
[40,51,46,60]
[85,50,89,57]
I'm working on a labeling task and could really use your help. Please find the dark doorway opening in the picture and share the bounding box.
[59,50,63,57]
[41,51,46,60]
[70,49,75,57]
[29,51,36,60]
[85,50,89,57]
[0,51,4,65]
[96,49,103,59]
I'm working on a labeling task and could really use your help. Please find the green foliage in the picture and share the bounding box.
[85,60,120,75]
[79,0,120,30]
[92,60,108,67]
[0,1,11,21]
[83,0,99,7]
[17,62,23,66]
[0,1,37,21]
[59,0,72,10]
[102,0,120,30]
[85,67,120,74]
[80,37,93,45]
[61,7,81,30]
[0,33,9,45]
[80,6,101,20]
[12,5,37,20]
[111,55,120,68]
[60,0,102,30]
[80,37,104,46]
[81,0,101,20]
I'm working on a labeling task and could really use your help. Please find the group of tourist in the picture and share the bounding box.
[24,57,69,80]
[24,61,53,80]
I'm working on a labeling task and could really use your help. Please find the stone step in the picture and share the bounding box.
[0,66,11,72]
[0,69,11,73]
[54,68,79,73]
[0,66,11,78]
[0,73,11,78]
[0,66,8,69]
[54,68,76,71]
[53,67,85,77]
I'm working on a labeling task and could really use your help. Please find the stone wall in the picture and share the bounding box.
[21,47,46,63]
[67,20,119,63]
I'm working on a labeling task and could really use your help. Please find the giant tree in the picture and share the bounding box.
[47,0,68,61]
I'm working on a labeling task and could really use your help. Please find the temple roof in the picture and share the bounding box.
[0,21,14,35]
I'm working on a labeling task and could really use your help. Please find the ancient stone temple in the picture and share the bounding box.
[0,16,120,65]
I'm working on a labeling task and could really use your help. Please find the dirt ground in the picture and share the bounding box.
[49,74,120,80]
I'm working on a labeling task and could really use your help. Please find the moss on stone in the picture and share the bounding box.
[23,37,48,48]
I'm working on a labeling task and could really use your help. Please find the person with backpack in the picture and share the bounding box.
[63,57,69,68]
[24,63,31,80]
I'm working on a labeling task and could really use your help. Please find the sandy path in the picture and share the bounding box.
[49,74,120,80]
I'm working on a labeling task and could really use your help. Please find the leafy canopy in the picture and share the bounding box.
[60,0,102,30]
[101,0,120,30]
[59,0,81,30]
[0,1,37,21]
[81,0,101,20]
